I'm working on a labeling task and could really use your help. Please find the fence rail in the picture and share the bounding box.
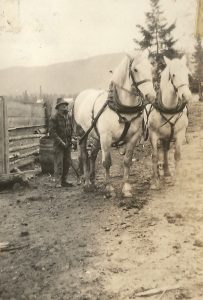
[0,97,47,174]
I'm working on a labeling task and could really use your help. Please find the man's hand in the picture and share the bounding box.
[61,142,66,149]
[64,142,70,149]
[61,141,70,149]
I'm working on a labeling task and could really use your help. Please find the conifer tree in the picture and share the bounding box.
[192,37,203,100]
[134,0,179,87]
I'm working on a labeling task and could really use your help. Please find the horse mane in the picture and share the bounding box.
[160,66,170,91]
[111,55,130,86]
[111,51,143,86]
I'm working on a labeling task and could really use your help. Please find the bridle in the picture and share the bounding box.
[168,71,188,94]
[128,59,152,98]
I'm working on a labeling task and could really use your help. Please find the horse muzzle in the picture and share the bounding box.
[181,91,192,103]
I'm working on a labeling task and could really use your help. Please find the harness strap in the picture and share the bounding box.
[112,111,142,147]
[143,104,153,141]
[79,97,108,144]
[92,97,100,138]
[160,111,183,149]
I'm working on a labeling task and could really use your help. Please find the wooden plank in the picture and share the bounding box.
[9,134,44,142]
[9,143,39,153]
[9,156,37,169]
[8,124,46,131]
[0,97,9,174]
[0,173,27,187]
[9,149,39,160]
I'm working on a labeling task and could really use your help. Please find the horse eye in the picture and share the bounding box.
[134,68,138,72]
[172,74,175,77]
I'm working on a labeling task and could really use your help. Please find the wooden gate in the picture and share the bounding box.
[0,97,9,174]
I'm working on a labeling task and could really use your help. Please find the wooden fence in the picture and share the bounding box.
[0,97,46,175]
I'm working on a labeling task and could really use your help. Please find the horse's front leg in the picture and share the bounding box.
[174,131,185,178]
[100,137,115,196]
[122,132,140,198]
[162,140,171,177]
[150,132,160,190]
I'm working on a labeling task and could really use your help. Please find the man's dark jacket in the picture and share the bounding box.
[49,112,73,148]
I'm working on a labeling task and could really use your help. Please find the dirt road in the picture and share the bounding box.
[0,100,203,300]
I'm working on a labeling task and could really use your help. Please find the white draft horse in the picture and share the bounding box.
[73,50,156,197]
[144,56,191,190]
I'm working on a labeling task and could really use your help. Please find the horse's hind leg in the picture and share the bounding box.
[89,141,100,185]
[122,131,141,198]
[150,132,160,190]
[78,138,92,191]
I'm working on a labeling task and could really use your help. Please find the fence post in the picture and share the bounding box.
[0,97,9,174]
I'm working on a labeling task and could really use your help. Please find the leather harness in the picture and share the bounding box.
[144,71,188,148]
[79,58,151,146]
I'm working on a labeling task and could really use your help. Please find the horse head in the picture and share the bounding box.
[163,56,192,103]
[127,49,156,104]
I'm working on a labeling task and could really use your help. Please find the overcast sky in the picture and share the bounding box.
[0,0,197,69]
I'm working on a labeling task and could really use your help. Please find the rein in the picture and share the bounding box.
[168,72,188,94]
[129,59,151,98]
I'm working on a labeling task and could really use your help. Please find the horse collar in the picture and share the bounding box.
[153,90,187,114]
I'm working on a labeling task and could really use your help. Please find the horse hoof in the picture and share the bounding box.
[83,184,95,192]
[105,184,114,193]
[123,191,133,198]
[104,190,116,198]
[150,183,160,190]
[110,191,116,198]
[164,176,172,184]
[77,179,82,185]
[122,182,133,198]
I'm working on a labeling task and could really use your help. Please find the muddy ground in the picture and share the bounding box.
[0,99,203,300]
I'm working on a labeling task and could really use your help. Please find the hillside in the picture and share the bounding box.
[0,53,124,96]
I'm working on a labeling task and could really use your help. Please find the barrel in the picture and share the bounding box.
[39,136,54,174]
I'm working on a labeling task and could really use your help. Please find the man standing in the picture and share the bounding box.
[49,98,73,187]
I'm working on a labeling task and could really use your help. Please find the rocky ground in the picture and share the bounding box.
[0,100,203,300]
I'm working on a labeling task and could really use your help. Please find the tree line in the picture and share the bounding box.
[134,0,203,100]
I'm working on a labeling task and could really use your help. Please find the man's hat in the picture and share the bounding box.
[55,98,69,109]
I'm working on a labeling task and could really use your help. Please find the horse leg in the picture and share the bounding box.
[162,140,171,177]
[150,133,160,190]
[174,131,185,177]
[89,141,100,185]
[122,132,140,198]
[78,138,92,191]
[100,137,115,195]
[157,140,164,177]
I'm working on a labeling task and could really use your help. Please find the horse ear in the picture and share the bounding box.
[163,56,171,65]
[181,55,187,65]
[125,51,134,61]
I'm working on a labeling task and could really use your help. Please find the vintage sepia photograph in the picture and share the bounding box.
[0,0,203,299]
